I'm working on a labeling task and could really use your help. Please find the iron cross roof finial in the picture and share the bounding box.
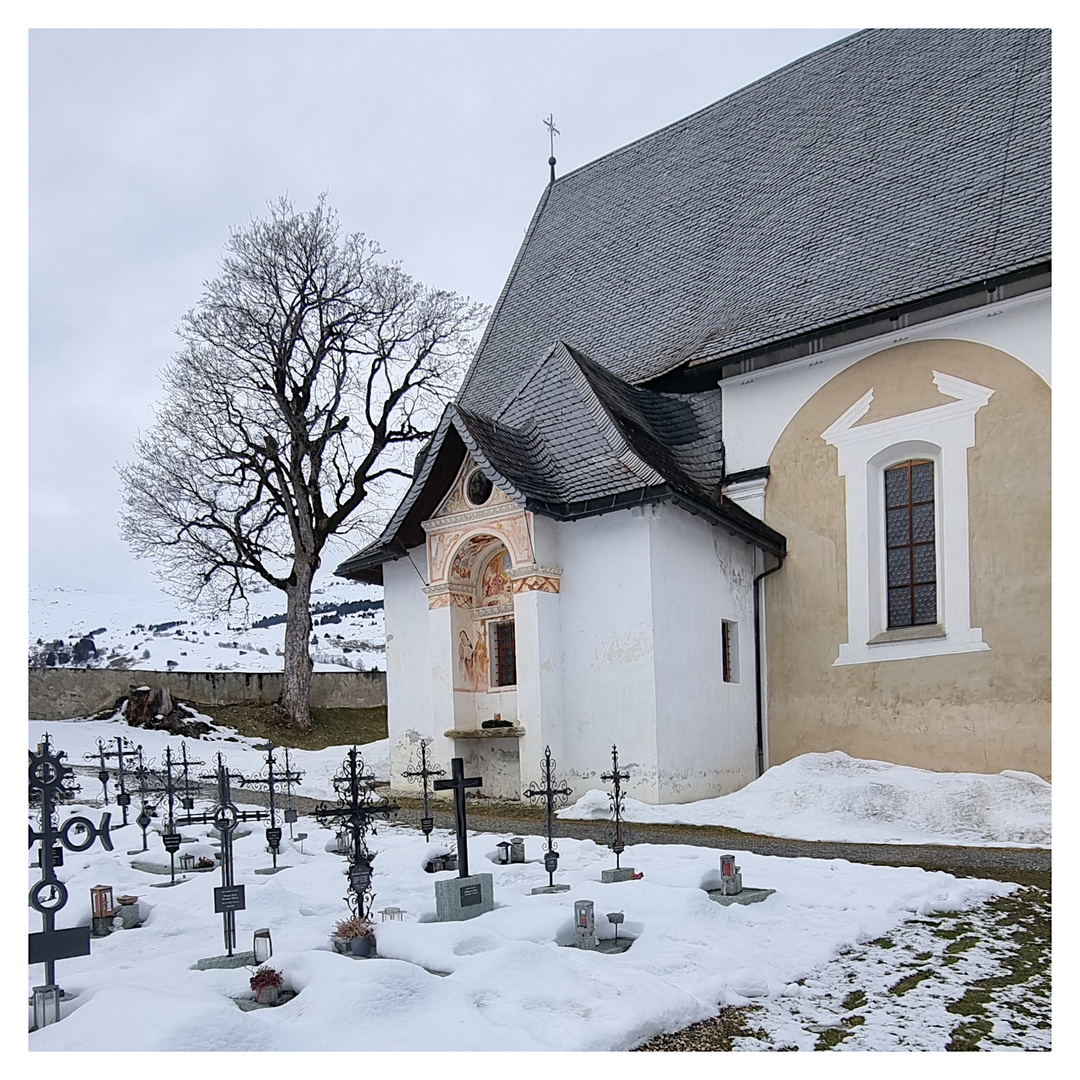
[544,113,560,183]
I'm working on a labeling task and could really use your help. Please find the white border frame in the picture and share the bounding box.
[822,371,994,665]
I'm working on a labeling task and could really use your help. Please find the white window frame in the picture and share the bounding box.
[821,371,994,666]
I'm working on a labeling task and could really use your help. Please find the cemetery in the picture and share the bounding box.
[28,715,1039,1051]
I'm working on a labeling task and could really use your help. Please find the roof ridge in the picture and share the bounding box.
[552,29,870,189]
[560,346,667,488]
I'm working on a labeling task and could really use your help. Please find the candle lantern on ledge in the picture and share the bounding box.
[90,885,116,936]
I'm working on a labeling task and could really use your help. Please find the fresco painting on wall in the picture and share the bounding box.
[473,628,489,692]
[481,551,513,606]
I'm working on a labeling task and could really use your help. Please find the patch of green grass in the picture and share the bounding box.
[869,936,895,949]
[913,951,933,961]
[946,1017,993,1051]
[199,703,387,751]
[840,1014,866,1029]
[841,990,867,1012]
[815,1026,853,1050]
[944,936,979,955]
[888,969,934,996]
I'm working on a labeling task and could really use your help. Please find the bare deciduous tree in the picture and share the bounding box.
[120,196,487,729]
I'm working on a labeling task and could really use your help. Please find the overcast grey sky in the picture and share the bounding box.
[28,27,854,600]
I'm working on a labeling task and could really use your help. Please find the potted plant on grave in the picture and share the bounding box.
[249,965,284,1005]
[332,914,376,958]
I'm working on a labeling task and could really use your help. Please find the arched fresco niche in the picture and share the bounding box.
[447,533,516,693]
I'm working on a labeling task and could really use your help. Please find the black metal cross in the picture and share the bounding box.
[128,745,160,853]
[433,757,482,878]
[282,747,300,839]
[175,753,265,956]
[234,742,304,869]
[600,744,631,870]
[544,112,560,156]
[314,747,399,919]
[133,744,203,883]
[100,736,140,825]
[523,745,573,888]
[29,734,113,989]
[401,739,445,842]
[83,738,113,804]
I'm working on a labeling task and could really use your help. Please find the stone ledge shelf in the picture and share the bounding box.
[444,727,526,739]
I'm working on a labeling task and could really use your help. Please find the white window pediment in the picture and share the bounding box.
[822,371,994,666]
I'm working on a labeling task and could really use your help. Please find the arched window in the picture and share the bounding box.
[884,460,936,627]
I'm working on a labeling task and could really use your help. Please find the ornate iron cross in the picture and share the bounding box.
[29,734,114,989]
[401,739,445,842]
[523,746,573,887]
[175,753,266,956]
[282,747,300,838]
[314,747,399,919]
[132,744,204,883]
[234,742,305,869]
[127,745,161,853]
[99,736,140,825]
[600,744,631,870]
[433,757,482,878]
[83,738,113,804]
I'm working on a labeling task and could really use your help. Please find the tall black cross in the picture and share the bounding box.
[128,746,159,852]
[100,736,140,825]
[234,742,304,869]
[314,747,399,919]
[177,742,205,811]
[401,739,445,842]
[433,757,482,878]
[544,112,560,182]
[523,745,573,888]
[175,753,265,956]
[29,734,113,989]
[282,747,300,839]
[600,744,631,870]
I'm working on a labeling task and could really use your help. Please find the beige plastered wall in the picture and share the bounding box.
[764,339,1050,779]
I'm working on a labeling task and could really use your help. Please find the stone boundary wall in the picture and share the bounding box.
[28,668,387,720]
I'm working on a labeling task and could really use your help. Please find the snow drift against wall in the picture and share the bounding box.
[559,751,1050,848]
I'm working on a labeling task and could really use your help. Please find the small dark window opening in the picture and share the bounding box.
[721,620,738,683]
[885,460,937,628]
[466,469,493,506]
[493,620,517,687]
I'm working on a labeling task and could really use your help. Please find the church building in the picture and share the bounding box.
[337,28,1051,804]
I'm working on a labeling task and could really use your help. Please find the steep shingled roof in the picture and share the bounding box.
[335,344,783,582]
[458,28,1050,415]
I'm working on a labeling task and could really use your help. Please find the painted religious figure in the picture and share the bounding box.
[481,551,512,606]
[473,627,489,692]
[458,629,474,689]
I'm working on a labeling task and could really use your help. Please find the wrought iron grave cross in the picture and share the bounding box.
[433,757,482,878]
[234,742,304,869]
[100,736,140,825]
[523,745,573,888]
[83,738,113,804]
[314,747,399,919]
[175,753,265,956]
[29,734,113,990]
[600,744,631,870]
[401,739,445,842]
[134,744,203,883]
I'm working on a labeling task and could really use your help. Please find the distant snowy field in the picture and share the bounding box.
[28,796,1012,1050]
[29,577,385,674]
[560,752,1051,849]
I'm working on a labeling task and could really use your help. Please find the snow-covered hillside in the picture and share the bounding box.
[28,577,385,674]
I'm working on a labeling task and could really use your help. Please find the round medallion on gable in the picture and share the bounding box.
[465,468,494,506]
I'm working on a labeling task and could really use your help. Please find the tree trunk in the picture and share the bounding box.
[280,558,316,729]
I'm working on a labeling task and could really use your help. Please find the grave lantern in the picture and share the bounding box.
[90,885,115,919]
[253,928,273,964]
[179,852,196,872]
[721,854,736,879]
[510,837,526,863]
[32,985,62,1029]
[607,911,625,942]
[496,841,511,864]
[379,907,404,922]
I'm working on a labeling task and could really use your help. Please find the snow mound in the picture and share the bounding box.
[558,752,1050,848]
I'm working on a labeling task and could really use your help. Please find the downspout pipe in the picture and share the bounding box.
[753,550,785,778]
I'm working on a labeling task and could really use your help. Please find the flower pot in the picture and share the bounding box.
[350,935,374,958]
[255,985,279,1005]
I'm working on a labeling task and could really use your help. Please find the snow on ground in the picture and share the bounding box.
[28,794,1012,1051]
[29,576,385,674]
[29,713,389,796]
[559,752,1051,849]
